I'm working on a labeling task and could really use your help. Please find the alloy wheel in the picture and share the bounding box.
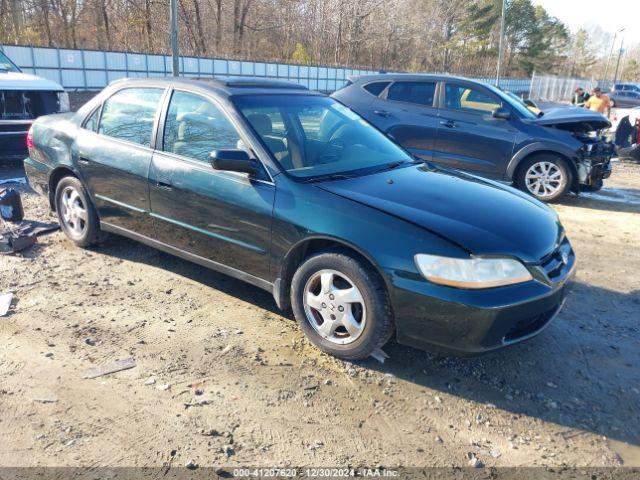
[524,161,564,198]
[303,269,367,345]
[60,186,89,238]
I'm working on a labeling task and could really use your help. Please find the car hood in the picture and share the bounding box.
[531,107,611,130]
[317,165,562,263]
[0,71,64,91]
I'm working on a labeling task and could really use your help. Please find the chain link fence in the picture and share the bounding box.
[528,73,598,103]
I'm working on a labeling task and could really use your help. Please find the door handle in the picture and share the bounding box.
[78,157,91,165]
[157,181,173,191]
[373,110,391,117]
[439,120,457,128]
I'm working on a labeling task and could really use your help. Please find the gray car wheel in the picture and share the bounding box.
[55,176,101,247]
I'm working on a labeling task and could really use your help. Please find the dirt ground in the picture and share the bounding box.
[0,161,639,472]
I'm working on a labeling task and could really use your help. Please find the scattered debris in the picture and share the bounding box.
[83,357,136,379]
[156,384,171,391]
[467,453,484,468]
[0,177,27,186]
[1,219,59,255]
[33,397,58,404]
[184,398,211,408]
[185,460,198,470]
[370,347,389,363]
[0,292,13,317]
[221,345,233,354]
[144,377,156,385]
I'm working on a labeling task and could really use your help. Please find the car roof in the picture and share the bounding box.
[347,73,483,85]
[107,76,323,98]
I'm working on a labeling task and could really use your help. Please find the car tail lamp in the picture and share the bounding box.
[26,126,34,151]
[636,118,640,145]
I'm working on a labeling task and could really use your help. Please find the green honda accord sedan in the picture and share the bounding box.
[24,78,576,359]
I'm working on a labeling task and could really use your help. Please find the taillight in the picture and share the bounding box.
[636,119,640,145]
[26,126,34,150]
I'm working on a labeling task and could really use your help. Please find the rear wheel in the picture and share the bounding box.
[54,176,101,247]
[516,155,572,202]
[290,249,394,360]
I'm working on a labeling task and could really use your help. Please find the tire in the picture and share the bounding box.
[290,248,394,360]
[516,154,573,202]
[54,176,101,247]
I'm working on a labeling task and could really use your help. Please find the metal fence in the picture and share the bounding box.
[1,44,532,94]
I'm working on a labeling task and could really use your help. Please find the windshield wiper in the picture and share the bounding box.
[300,173,354,183]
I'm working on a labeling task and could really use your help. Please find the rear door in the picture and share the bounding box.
[370,80,439,160]
[74,87,166,236]
[148,89,274,281]
[434,82,517,178]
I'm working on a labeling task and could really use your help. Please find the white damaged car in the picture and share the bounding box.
[1,50,69,162]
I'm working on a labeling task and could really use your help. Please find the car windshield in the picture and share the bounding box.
[234,94,413,179]
[0,52,21,73]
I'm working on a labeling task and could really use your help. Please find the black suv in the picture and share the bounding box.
[333,74,614,202]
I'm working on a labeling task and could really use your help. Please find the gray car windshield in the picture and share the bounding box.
[0,52,21,72]
[234,95,413,179]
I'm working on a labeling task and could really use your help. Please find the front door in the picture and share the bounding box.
[148,89,274,281]
[74,87,166,235]
[434,82,517,178]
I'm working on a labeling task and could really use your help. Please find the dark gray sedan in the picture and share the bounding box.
[610,90,640,108]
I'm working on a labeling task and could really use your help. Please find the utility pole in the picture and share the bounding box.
[170,0,179,77]
[495,0,507,87]
[602,28,624,86]
[612,35,625,86]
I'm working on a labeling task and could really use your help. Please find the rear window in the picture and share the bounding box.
[97,88,164,147]
[363,81,390,97]
[386,82,436,106]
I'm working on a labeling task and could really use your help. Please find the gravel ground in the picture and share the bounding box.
[0,161,639,473]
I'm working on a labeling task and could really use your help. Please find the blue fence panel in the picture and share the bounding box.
[147,55,166,73]
[126,53,146,72]
[0,44,533,94]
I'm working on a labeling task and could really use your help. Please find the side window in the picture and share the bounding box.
[98,88,164,146]
[163,90,241,163]
[363,81,390,97]
[386,82,436,106]
[83,107,101,132]
[445,84,501,114]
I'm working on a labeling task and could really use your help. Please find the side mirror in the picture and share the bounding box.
[209,149,260,175]
[492,106,511,120]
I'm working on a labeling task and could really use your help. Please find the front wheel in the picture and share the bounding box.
[55,176,101,247]
[516,155,572,202]
[290,249,394,360]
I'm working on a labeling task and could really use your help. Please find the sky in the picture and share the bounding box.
[532,0,640,47]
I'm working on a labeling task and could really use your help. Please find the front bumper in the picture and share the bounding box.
[389,248,576,356]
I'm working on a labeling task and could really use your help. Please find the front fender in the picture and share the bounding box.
[505,141,579,181]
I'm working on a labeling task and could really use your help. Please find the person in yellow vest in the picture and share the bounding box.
[584,87,611,117]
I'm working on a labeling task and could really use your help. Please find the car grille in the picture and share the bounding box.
[0,91,59,120]
[539,236,574,283]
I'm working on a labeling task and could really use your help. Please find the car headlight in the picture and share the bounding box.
[58,91,70,113]
[414,254,532,289]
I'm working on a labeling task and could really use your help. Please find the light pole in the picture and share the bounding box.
[602,27,624,86]
[495,0,507,87]
[170,0,179,77]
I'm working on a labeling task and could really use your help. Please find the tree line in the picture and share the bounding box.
[1,0,638,80]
